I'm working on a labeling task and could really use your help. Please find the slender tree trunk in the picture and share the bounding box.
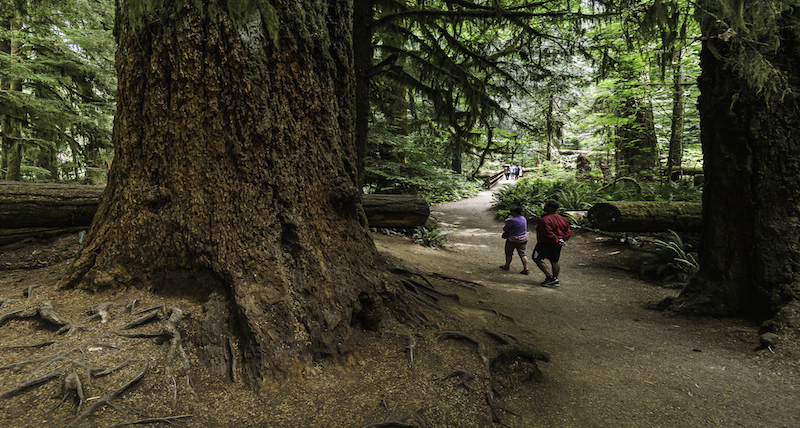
[0,18,7,175]
[472,126,493,180]
[615,94,659,178]
[450,132,463,174]
[666,55,685,182]
[673,5,800,325]
[4,37,23,181]
[353,0,373,188]
[545,94,557,161]
[59,1,406,385]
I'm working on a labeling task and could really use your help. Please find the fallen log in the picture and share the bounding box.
[0,182,429,245]
[361,194,430,228]
[0,181,104,229]
[587,201,701,232]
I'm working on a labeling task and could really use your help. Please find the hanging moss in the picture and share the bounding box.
[698,0,798,102]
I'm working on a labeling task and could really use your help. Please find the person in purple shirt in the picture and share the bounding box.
[500,206,530,274]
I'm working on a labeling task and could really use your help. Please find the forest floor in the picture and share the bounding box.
[1,179,799,427]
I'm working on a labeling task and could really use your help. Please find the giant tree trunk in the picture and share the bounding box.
[58,1,405,385]
[673,5,800,324]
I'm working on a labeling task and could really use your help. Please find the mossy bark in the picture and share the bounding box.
[671,3,800,323]
[59,0,405,385]
[615,95,659,178]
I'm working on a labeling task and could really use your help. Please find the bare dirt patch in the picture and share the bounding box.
[1,184,799,427]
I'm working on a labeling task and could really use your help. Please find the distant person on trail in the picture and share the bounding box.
[513,165,521,180]
[500,206,530,275]
[504,165,511,180]
[533,200,572,286]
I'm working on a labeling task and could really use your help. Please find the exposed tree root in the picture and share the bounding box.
[382,330,419,365]
[65,361,148,428]
[428,273,483,290]
[0,308,32,326]
[0,367,64,399]
[386,266,550,426]
[0,340,55,350]
[38,300,71,326]
[103,414,193,427]
[359,400,426,428]
[436,331,490,372]
[434,369,476,391]
[23,283,43,298]
[0,298,195,426]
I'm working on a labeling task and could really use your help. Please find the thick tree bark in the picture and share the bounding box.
[673,4,800,323]
[58,1,407,385]
[587,201,701,233]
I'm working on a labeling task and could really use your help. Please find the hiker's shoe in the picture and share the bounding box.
[541,276,559,286]
[499,265,510,271]
[520,270,530,275]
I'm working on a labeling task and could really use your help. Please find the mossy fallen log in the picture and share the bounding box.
[0,181,104,229]
[0,182,429,244]
[587,201,701,232]
[361,194,430,228]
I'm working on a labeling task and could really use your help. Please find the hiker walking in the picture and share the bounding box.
[500,206,530,275]
[533,200,571,286]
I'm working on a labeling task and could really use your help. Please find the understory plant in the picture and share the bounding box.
[493,176,602,220]
[364,161,482,204]
[654,230,700,278]
[412,227,449,248]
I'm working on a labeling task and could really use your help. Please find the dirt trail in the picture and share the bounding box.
[374,179,800,427]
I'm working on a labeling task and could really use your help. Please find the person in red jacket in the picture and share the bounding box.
[533,200,572,286]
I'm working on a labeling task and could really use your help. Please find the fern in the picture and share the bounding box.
[412,227,450,248]
[654,230,699,275]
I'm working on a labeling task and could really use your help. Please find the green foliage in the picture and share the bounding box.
[654,230,699,276]
[0,0,116,182]
[598,177,701,202]
[493,175,603,220]
[364,119,482,204]
[364,161,482,205]
[494,170,702,221]
[694,0,796,101]
[412,227,449,248]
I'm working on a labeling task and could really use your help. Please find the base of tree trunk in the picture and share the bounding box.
[0,182,430,245]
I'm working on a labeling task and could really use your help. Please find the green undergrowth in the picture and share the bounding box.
[364,161,482,205]
[494,174,702,222]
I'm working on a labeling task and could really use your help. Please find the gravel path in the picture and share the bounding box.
[376,178,800,427]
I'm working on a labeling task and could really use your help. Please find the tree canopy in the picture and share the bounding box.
[0,0,115,182]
